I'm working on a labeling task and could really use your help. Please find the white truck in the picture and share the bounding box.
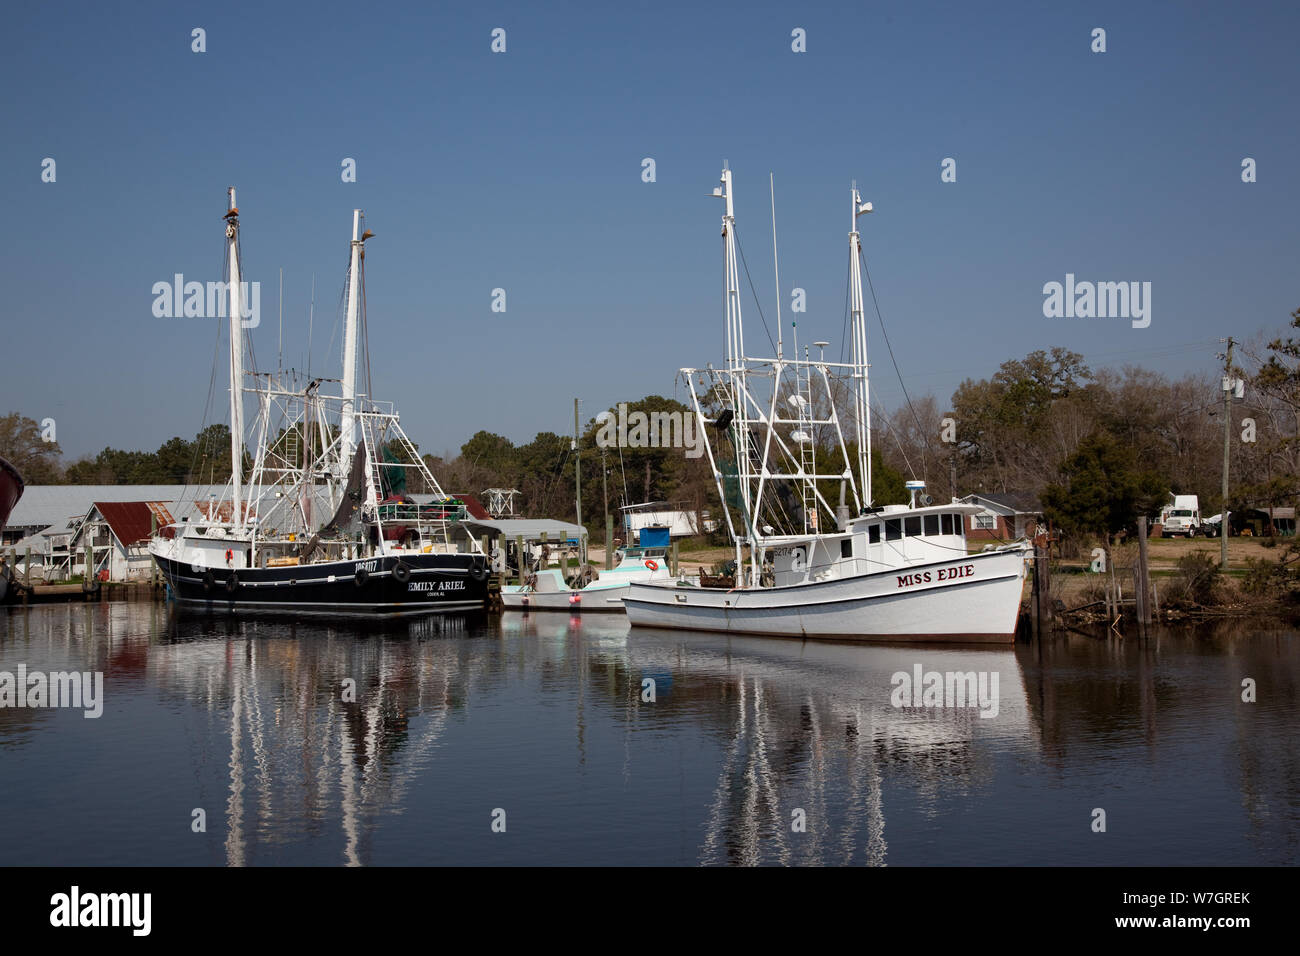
[1159,495,1201,537]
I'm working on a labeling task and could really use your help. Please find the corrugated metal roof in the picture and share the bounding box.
[93,501,176,546]
[460,518,587,540]
[6,485,227,531]
[7,484,336,535]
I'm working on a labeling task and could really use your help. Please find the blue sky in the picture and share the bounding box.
[3,0,1297,460]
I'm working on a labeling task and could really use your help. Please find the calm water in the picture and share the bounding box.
[1,602,1296,866]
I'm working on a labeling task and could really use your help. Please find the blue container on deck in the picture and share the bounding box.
[638,526,670,549]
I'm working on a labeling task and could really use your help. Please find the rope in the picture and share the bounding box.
[733,225,778,355]
[859,244,929,481]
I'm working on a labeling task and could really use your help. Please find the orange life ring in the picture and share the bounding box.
[645,559,659,571]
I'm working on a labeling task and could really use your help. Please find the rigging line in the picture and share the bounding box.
[617,438,629,510]
[869,398,918,481]
[732,225,778,356]
[325,256,349,374]
[360,233,375,416]
[186,236,231,496]
[859,244,927,479]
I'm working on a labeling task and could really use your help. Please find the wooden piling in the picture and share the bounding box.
[1135,516,1151,629]
[151,512,160,591]
[1034,546,1051,635]
[1030,549,1040,640]
[1108,546,1118,621]
[496,534,505,591]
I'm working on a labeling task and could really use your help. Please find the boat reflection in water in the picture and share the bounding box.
[500,615,1037,866]
[2,602,1296,865]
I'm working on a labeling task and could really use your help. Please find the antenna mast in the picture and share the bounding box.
[225,187,245,527]
[339,210,363,476]
[770,172,782,360]
[848,181,874,508]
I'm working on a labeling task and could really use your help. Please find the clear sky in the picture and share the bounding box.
[4,0,1297,460]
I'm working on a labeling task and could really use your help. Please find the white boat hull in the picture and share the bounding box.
[501,583,632,612]
[623,547,1029,643]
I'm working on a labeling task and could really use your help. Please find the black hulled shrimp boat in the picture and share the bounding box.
[148,190,490,616]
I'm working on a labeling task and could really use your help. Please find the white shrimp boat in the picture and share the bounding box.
[501,540,672,612]
[624,168,1030,643]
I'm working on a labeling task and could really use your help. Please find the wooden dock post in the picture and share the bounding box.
[671,539,679,577]
[150,512,160,592]
[515,535,525,586]
[1033,546,1051,636]
[496,534,505,591]
[1135,516,1151,630]
[1107,546,1119,624]
[1030,548,1040,640]
[605,515,613,571]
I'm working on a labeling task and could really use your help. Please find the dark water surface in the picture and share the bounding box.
[1,602,1296,866]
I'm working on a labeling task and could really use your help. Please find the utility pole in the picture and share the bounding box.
[1221,337,1234,571]
[574,398,582,529]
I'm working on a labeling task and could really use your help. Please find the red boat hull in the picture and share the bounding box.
[0,457,23,531]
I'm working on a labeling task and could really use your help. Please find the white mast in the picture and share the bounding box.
[770,172,782,360]
[339,209,363,476]
[225,187,245,526]
[714,165,753,577]
[848,183,873,508]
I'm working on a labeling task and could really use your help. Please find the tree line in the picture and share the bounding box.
[4,308,1297,556]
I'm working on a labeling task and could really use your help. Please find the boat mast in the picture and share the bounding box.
[339,209,363,478]
[225,187,245,527]
[848,183,873,508]
[715,165,753,577]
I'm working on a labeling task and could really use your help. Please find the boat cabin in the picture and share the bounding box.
[770,503,984,587]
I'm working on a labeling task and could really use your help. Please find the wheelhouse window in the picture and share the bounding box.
[885,519,902,541]
[905,516,922,536]
[941,513,954,535]
[924,514,939,536]
[841,538,853,558]
[868,523,881,543]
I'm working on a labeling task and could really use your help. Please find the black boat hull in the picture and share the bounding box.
[154,551,490,617]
